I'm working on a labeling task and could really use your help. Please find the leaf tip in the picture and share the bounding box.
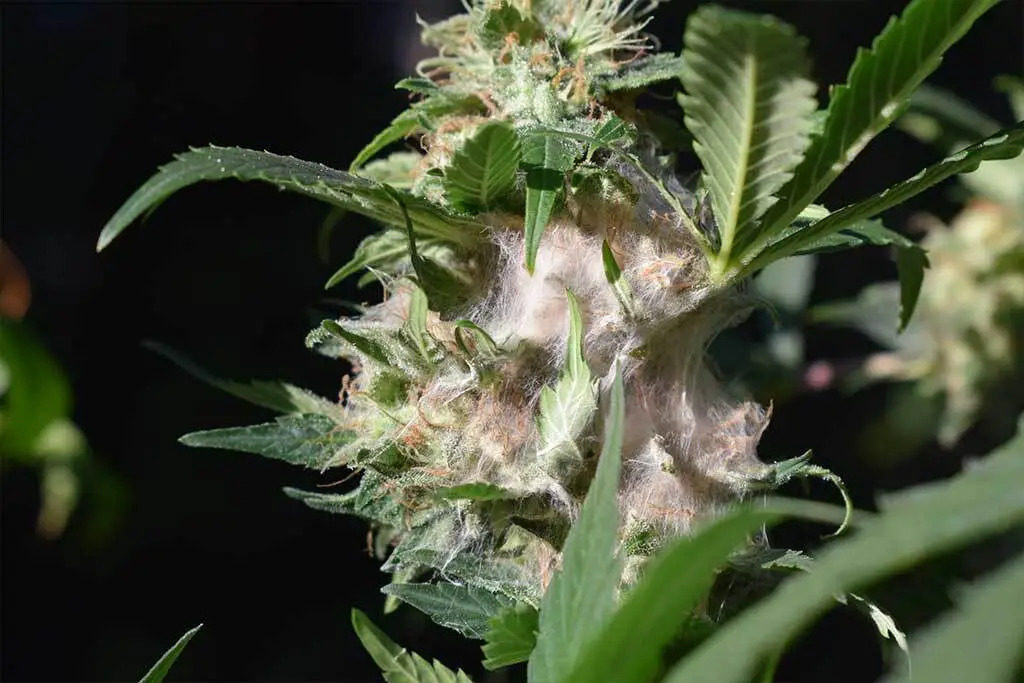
[96,226,117,252]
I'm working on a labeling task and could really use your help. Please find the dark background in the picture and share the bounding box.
[2,1,1021,681]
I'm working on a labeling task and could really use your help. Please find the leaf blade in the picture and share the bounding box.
[534,289,597,480]
[881,552,1024,683]
[481,603,539,670]
[97,146,482,252]
[522,133,578,273]
[745,122,1024,273]
[138,624,202,683]
[679,5,817,270]
[143,341,339,417]
[350,114,420,172]
[527,363,625,683]
[755,0,1001,247]
[381,583,513,640]
[563,508,774,683]
[351,609,474,683]
[178,414,350,469]
[444,122,521,212]
[664,423,1024,683]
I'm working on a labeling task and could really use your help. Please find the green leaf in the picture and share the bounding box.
[897,82,1024,207]
[179,414,350,469]
[482,603,539,670]
[351,609,474,683]
[393,546,540,606]
[562,508,774,683]
[594,53,685,94]
[97,146,482,252]
[663,422,1024,683]
[778,205,907,257]
[754,0,1001,248]
[880,552,1024,683]
[395,78,440,95]
[679,5,817,275]
[381,582,513,639]
[744,122,1024,275]
[0,319,71,455]
[143,341,339,417]
[534,289,598,480]
[325,230,451,290]
[765,210,927,331]
[527,363,625,683]
[138,624,202,683]
[404,285,431,362]
[283,484,403,527]
[350,93,483,171]
[350,115,420,172]
[792,218,912,255]
[318,320,392,366]
[602,240,636,318]
[530,126,710,254]
[762,451,853,536]
[896,243,928,333]
[388,185,469,311]
[587,114,633,161]
[453,320,501,359]
[844,594,909,662]
[741,550,909,661]
[522,133,578,273]
[444,122,521,212]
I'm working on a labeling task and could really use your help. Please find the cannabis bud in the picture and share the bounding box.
[101,0,1023,638]
[282,0,790,610]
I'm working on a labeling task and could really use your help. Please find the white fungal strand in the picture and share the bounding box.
[333,161,772,599]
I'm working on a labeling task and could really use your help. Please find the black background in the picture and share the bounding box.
[2,1,1022,681]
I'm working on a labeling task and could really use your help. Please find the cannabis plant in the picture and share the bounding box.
[98,0,1024,680]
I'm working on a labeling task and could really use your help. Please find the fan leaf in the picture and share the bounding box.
[594,53,685,94]
[679,5,817,274]
[97,146,482,252]
[664,422,1024,683]
[381,583,513,640]
[143,341,340,417]
[562,508,774,683]
[444,122,521,212]
[880,552,1024,683]
[745,121,1024,273]
[753,0,1001,251]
